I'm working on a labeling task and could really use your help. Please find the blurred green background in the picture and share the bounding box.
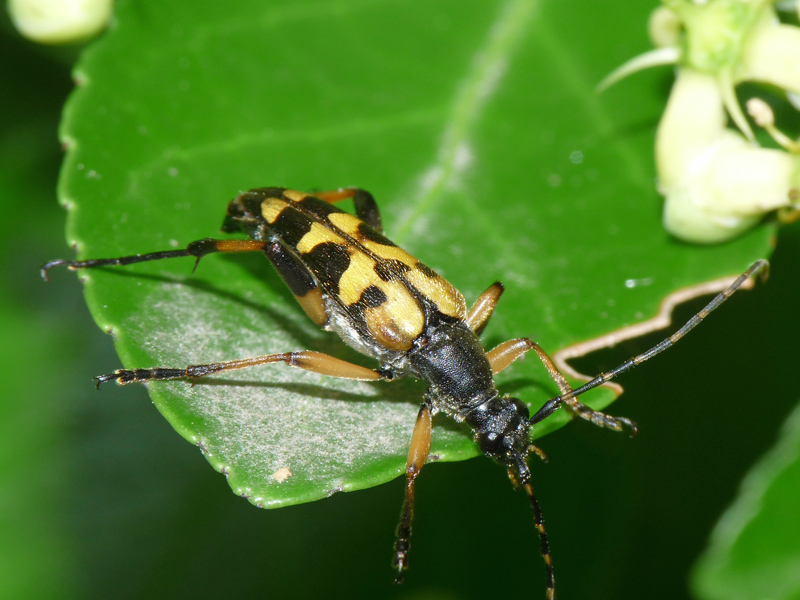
[3,3,799,600]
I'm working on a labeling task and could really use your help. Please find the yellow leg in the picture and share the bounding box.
[96,350,390,387]
[465,282,504,335]
[392,403,432,584]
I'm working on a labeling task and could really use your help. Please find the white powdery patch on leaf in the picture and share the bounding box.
[119,279,469,506]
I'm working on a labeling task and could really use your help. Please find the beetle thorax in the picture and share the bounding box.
[407,320,497,412]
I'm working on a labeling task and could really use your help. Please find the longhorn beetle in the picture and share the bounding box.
[43,187,767,599]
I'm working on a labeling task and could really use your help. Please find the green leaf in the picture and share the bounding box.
[57,0,773,508]
[692,401,800,600]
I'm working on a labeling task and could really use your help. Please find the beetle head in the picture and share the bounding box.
[472,396,532,474]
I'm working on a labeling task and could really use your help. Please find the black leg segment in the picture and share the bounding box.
[41,238,268,280]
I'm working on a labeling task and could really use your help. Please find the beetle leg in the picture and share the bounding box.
[41,238,267,280]
[526,342,637,434]
[392,402,432,584]
[485,337,533,374]
[486,338,637,434]
[95,350,390,387]
[312,187,383,233]
[465,282,504,335]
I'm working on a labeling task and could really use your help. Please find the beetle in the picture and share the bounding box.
[42,187,767,599]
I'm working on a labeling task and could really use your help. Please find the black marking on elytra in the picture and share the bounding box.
[360,285,388,308]
[301,242,351,296]
[297,196,343,220]
[264,241,318,297]
[252,187,288,199]
[415,262,438,279]
[271,205,315,248]
[222,189,285,238]
[237,188,282,219]
[358,222,397,246]
[374,259,411,282]
[413,292,462,331]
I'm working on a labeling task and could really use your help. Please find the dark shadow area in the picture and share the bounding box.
[550,223,800,600]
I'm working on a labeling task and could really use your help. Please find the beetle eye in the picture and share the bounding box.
[508,397,530,420]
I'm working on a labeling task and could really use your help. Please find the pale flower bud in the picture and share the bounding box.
[8,0,112,45]
[658,69,799,243]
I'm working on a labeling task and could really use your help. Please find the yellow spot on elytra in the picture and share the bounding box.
[338,251,376,305]
[405,268,466,319]
[363,280,424,351]
[361,237,466,319]
[297,222,346,254]
[328,212,363,237]
[282,189,308,202]
[361,238,417,267]
[261,198,289,224]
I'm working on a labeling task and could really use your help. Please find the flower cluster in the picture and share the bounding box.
[602,0,800,243]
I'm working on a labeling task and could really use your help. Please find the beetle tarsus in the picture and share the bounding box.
[40,259,71,281]
[94,372,124,388]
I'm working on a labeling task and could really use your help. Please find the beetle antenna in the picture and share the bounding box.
[514,454,555,600]
[531,260,768,425]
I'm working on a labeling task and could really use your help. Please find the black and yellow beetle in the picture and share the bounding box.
[43,187,767,600]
